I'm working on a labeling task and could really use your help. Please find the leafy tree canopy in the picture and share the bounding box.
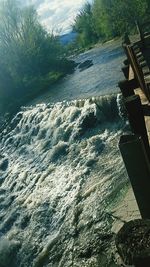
[0,0,74,114]
[73,0,149,47]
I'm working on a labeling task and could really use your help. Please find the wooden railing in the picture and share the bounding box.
[120,42,150,100]
[116,22,150,267]
[136,20,150,47]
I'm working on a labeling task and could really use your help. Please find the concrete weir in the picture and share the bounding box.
[116,24,150,266]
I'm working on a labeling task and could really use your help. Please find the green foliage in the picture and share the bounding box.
[73,3,98,47]
[0,0,75,114]
[73,0,149,47]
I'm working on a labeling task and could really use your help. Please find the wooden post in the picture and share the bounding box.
[123,59,129,66]
[124,95,150,159]
[119,134,150,219]
[123,32,131,45]
[118,79,138,97]
[136,20,145,47]
[121,65,129,79]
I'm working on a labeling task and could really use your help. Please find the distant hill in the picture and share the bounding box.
[60,32,77,45]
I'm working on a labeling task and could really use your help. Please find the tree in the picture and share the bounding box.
[73,0,149,45]
[0,0,74,113]
[73,3,98,47]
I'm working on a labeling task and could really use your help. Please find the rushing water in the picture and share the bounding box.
[0,41,129,267]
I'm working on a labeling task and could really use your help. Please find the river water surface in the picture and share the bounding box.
[0,41,130,267]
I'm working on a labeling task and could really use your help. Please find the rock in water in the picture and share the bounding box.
[78,60,93,72]
[116,219,150,266]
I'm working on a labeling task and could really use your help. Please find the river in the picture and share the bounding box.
[0,40,130,267]
[28,40,125,105]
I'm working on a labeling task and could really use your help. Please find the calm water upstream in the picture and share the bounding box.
[0,41,130,266]
[29,40,125,105]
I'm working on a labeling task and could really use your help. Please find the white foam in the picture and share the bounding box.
[0,97,128,266]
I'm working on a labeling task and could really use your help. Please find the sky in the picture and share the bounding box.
[21,0,92,35]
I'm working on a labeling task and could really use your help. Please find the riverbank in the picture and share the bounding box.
[0,60,77,132]
[0,72,64,131]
